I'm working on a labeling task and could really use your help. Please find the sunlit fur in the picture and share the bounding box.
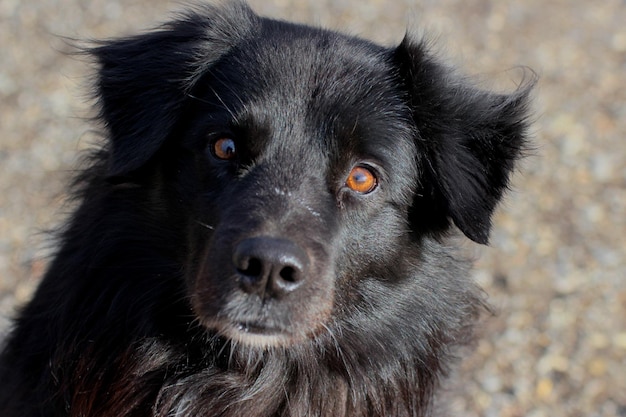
[0,2,534,416]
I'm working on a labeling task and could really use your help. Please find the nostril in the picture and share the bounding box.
[238,257,263,277]
[279,266,296,283]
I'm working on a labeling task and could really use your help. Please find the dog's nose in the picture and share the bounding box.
[233,237,309,298]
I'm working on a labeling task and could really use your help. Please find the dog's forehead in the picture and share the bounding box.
[234,24,397,104]
[199,22,415,160]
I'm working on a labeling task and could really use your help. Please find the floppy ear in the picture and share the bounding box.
[91,2,257,179]
[394,36,535,244]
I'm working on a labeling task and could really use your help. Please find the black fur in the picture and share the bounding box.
[0,2,534,416]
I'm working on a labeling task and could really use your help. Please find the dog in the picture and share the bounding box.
[0,2,534,416]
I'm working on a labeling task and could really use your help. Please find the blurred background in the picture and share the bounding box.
[0,0,624,415]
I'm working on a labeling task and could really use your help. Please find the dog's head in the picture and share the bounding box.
[92,3,533,348]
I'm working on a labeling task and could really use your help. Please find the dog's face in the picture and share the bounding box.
[93,4,532,349]
[176,32,419,347]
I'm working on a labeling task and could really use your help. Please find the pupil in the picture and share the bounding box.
[222,141,234,154]
[354,171,367,184]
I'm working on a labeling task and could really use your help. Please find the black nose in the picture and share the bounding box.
[233,237,309,298]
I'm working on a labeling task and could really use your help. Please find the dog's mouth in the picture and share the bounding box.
[214,319,299,348]
[236,321,280,335]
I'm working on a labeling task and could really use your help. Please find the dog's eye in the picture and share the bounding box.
[211,137,237,160]
[345,165,377,194]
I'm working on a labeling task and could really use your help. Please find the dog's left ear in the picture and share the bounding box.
[393,36,535,244]
[91,3,258,179]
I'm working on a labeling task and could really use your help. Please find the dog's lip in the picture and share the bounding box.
[236,321,282,335]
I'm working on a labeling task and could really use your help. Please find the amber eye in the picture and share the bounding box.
[211,137,237,160]
[345,165,378,194]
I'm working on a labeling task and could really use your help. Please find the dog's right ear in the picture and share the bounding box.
[91,2,257,179]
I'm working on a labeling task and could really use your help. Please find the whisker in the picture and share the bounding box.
[195,220,215,230]
[322,323,355,388]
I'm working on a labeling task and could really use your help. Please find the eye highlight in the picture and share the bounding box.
[345,165,378,194]
[211,137,237,160]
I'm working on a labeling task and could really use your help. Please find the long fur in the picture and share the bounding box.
[0,2,534,416]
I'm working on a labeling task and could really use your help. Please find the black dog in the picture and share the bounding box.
[0,2,534,416]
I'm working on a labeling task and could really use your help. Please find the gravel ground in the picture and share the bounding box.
[1,0,624,416]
